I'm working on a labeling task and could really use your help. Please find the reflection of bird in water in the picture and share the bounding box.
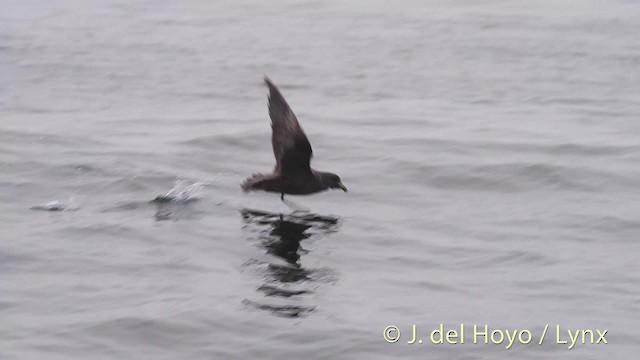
[241,77,347,202]
[241,209,338,268]
[240,209,339,317]
[264,219,310,265]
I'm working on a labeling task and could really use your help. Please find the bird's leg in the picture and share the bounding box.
[281,193,284,201]
[281,197,309,213]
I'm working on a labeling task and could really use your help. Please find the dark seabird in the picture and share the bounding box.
[241,77,347,200]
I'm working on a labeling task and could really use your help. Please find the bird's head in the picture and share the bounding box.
[319,172,347,192]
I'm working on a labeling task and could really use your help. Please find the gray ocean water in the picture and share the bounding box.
[1,0,639,359]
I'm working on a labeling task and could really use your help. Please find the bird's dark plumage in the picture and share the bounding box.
[265,77,312,175]
[242,77,347,199]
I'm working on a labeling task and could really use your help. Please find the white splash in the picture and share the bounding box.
[31,194,79,211]
[157,179,210,203]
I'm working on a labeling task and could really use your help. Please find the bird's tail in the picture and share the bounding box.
[241,173,276,193]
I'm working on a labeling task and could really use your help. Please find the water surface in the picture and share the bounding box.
[1,1,639,359]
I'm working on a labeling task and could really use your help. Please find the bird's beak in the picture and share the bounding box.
[338,182,348,192]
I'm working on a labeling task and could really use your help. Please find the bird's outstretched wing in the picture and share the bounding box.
[265,76,313,175]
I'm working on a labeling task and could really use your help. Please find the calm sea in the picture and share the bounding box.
[1,0,639,359]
